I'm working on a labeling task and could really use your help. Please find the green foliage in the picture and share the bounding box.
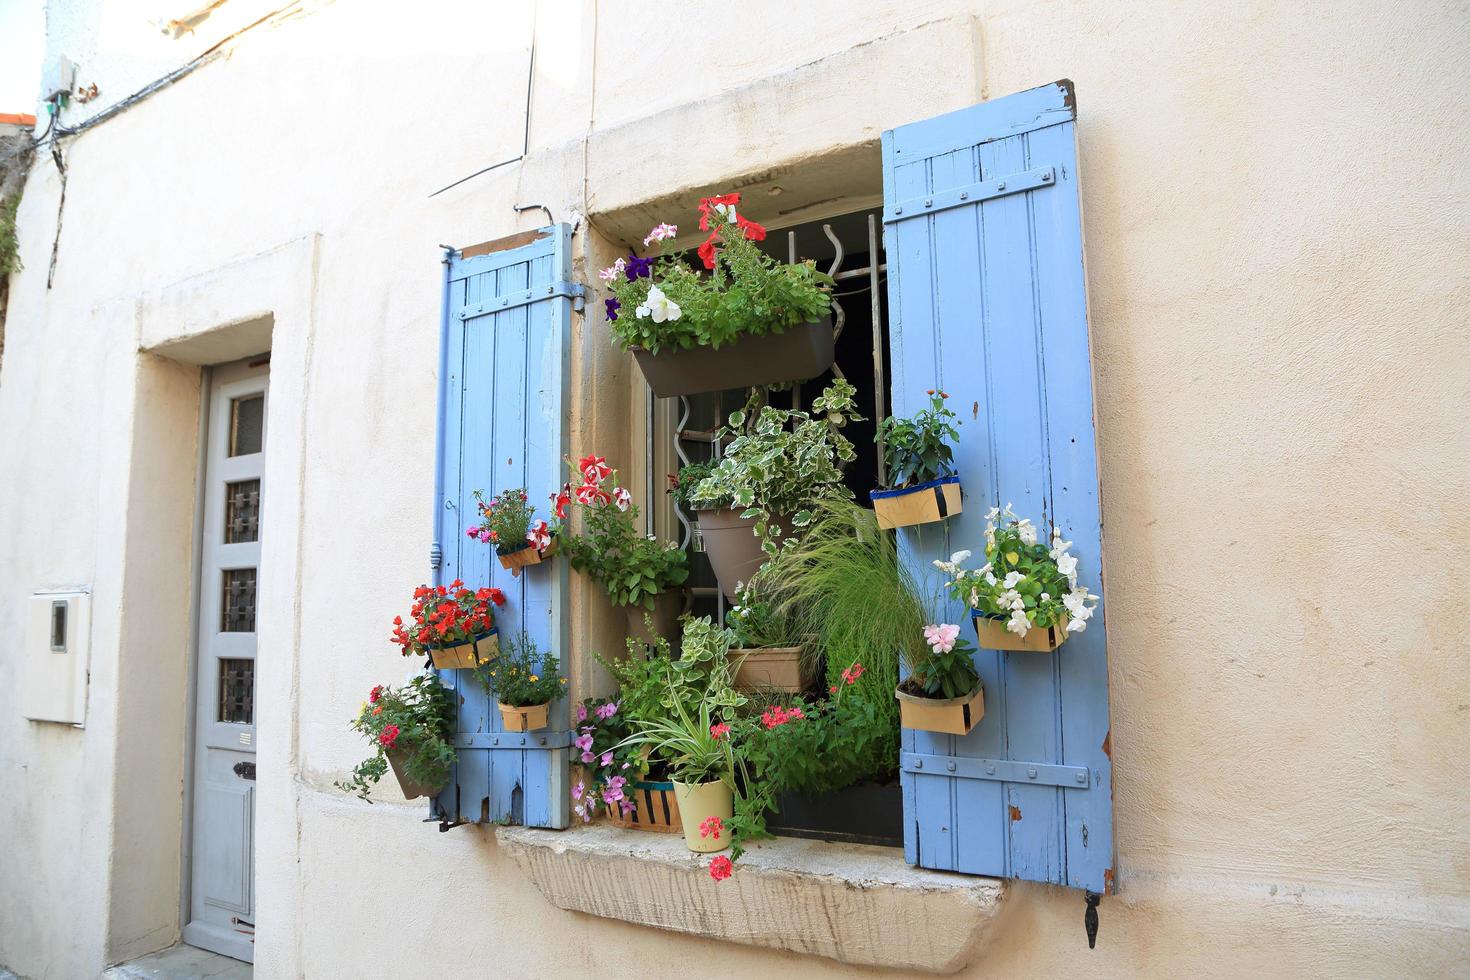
[756,499,928,704]
[603,197,834,353]
[935,503,1098,637]
[614,676,733,786]
[560,465,689,609]
[471,487,534,555]
[876,389,961,489]
[476,631,567,707]
[737,687,897,797]
[691,380,862,555]
[903,632,980,700]
[592,620,746,744]
[667,461,714,511]
[0,194,20,278]
[336,672,457,803]
[724,583,795,649]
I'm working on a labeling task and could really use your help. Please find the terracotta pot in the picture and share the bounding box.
[728,644,812,693]
[869,476,963,529]
[428,629,498,669]
[386,749,448,800]
[697,508,780,599]
[672,778,734,853]
[498,701,550,732]
[631,318,835,397]
[895,682,985,736]
[624,590,682,647]
[972,613,1069,653]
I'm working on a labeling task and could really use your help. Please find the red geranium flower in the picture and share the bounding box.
[378,724,400,749]
[368,684,384,704]
[709,855,733,881]
[841,662,866,685]
[699,815,723,840]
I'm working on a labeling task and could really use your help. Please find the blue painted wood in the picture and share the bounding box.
[883,80,1115,893]
[431,227,574,829]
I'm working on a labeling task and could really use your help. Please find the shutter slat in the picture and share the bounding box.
[883,82,1115,893]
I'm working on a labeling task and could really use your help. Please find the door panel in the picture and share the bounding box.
[184,359,266,963]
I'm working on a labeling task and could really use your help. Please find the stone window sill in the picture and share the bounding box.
[496,825,1008,973]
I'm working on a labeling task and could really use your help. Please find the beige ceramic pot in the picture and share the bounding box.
[672,778,734,853]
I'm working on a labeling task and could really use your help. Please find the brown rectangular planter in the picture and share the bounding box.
[870,477,962,529]
[896,682,985,736]
[631,318,835,397]
[497,536,558,576]
[498,701,550,732]
[605,778,683,834]
[428,629,498,669]
[728,645,812,693]
[972,613,1069,652]
[387,749,448,800]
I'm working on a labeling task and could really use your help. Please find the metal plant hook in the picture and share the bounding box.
[1084,891,1101,948]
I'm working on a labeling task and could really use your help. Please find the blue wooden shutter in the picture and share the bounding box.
[883,81,1115,893]
[431,225,581,829]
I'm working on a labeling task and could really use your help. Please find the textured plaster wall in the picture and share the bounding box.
[0,1,1467,978]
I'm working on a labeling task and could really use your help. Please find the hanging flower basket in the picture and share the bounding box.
[697,508,779,599]
[869,476,963,530]
[972,613,1069,653]
[428,628,499,670]
[497,534,559,576]
[386,748,449,800]
[498,700,551,733]
[672,778,734,853]
[895,681,985,736]
[632,319,835,398]
[728,644,812,693]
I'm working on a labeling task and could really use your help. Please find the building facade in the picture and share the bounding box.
[1,1,1468,977]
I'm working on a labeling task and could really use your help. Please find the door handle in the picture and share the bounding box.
[232,761,256,780]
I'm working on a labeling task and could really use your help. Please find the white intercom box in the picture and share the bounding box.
[22,590,92,725]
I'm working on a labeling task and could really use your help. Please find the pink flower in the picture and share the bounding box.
[465,525,479,538]
[601,752,613,767]
[602,775,627,804]
[710,722,730,740]
[613,487,632,512]
[576,703,588,723]
[841,662,866,685]
[699,815,723,840]
[527,519,552,551]
[923,623,961,654]
[643,222,677,246]
[760,706,802,729]
[620,800,636,817]
[478,529,492,543]
[575,733,593,752]
[572,781,585,801]
[597,258,626,284]
[581,751,595,763]
[709,855,733,881]
[596,701,619,720]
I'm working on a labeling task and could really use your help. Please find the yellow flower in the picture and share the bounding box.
[530,675,539,682]
[559,678,567,684]
[1005,551,1020,565]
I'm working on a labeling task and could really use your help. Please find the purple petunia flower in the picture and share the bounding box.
[596,701,619,720]
[604,297,620,321]
[624,255,654,281]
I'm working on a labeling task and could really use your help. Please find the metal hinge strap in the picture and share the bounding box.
[901,751,1089,789]
[457,280,585,319]
[883,165,1056,224]
[454,730,572,750]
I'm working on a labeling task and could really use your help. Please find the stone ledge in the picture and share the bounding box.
[496,824,1008,973]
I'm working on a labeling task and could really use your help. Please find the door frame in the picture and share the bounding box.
[179,354,270,961]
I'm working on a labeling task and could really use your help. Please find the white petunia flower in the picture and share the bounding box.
[1007,607,1031,637]
[1017,519,1037,546]
[950,549,972,565]
[1067,617,1087,634]
[1063,587,1093,621]
[998,589,1022,610]
[1055,553,1078,580]
[985,506,1000,521]
[635,284,682,322]
[1002,571,1026,589]
[1049,536,1072,560]
[984,571,998,587]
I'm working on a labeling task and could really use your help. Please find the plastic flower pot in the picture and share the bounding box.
[672,778,734,853]
[386,749,448,800]
[624,590,682,647]
[972,612,1069,653]
[869,476,963,530]
[497,535,557,577]
[631,318,836,398]
[697,508,785,599]
[727,644,812,693]
[895,681,985,736]
[428,628,498,669]
[498,701,551,733]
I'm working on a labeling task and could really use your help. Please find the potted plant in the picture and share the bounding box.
[690,380,862,597]
[871,388,963,529]
[390,580,507,669]
[725,585,812,693]
[894,623,985,735]
[934,504,1099,652]
[560,454,689,644]
[337,672,456,801]
[466,487,558,576]
[600,193,836,396]
[478,631,567,732]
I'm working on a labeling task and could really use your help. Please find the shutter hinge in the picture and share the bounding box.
[457,281,584,319]
[454,730,573,750]
[883,165,1056,224]
[901,751,1089,789]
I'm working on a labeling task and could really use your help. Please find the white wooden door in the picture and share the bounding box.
[184,358,266,962]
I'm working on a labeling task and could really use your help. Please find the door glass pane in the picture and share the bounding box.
[221,568,257,632]
[229,395,264,456]
[218,658,255,724]
[225,479,261,543]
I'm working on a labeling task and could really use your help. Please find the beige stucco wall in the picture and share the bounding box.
[1,1,1467,977]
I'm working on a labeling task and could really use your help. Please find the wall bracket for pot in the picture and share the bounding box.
[900,751,1089,790]
[454,730,574,750]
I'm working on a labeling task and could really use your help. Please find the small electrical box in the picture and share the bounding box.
[22,590,92,725]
